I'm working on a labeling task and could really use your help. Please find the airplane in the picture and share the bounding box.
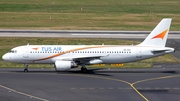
[2,18,175,72]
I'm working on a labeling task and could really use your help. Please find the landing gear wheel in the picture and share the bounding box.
[81,67,87,73]
[24,64,28,72]
[24,68,28,72]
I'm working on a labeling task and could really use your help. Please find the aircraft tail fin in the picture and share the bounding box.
[138,18,172,47]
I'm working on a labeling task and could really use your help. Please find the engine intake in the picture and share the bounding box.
[54,61,77,71]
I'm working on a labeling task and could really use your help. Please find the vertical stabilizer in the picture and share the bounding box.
[138,18,172,47]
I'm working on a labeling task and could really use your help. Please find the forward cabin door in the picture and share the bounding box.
[23,47,29,58]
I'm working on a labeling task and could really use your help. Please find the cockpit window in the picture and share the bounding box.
[9,50,17,53]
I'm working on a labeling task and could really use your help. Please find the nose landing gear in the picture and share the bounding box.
[24,64,28,72]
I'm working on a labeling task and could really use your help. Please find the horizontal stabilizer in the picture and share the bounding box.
[151,48,174,52]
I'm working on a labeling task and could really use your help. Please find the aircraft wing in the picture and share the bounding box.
[58,54,109,63]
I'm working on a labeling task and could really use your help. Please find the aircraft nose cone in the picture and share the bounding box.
[2,54,8,61]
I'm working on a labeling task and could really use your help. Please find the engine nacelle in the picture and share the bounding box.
[54,61,77,71]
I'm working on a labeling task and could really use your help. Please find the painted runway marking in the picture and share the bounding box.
[80,88,86,90]
[64,74,180,101]
[70,87,180,90]
[1,71,180,101]
[133,75,180,85]
[62,74,148,101]
[99,88,104,90]
[0,84,49,101]
[132,74,180,101]
[89,88,95,90]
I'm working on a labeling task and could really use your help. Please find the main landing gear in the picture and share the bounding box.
[81,67,88,73]
[80,64,88,73]
[24,64,28,72]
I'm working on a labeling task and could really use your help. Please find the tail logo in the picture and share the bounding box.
[151,29,168,40]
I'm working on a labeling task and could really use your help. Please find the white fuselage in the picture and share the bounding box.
[2,45,174,64]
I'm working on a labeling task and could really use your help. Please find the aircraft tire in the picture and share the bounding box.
[81,68,87,73]
[24,69,28,72]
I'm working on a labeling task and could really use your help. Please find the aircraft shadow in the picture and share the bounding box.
[10,68,179,76]
[10,68,112,76]
[95,70,178,74]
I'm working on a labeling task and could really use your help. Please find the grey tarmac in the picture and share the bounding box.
[0,65,180,101]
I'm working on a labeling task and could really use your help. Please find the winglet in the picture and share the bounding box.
[138,18,172,47]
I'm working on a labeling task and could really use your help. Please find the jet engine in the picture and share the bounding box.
[54,61,78,71]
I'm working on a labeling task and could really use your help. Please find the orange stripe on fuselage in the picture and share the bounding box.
[35,46,109,61]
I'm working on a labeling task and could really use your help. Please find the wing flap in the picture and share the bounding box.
[58,54,109,62]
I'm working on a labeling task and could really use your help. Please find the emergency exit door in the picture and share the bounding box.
[23,47,29,58]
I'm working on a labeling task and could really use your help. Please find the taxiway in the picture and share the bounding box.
[0,65,180,101]
[0,30,180,39]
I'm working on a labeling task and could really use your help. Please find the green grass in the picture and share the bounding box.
[0,62,153,68]
[0,0,180,30]
[0,37,179,68]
